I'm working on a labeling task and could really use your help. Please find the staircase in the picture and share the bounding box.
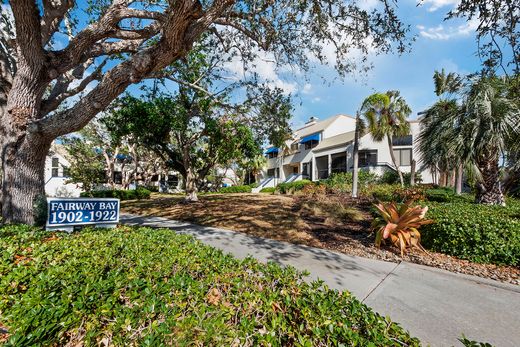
[252,177,275,193]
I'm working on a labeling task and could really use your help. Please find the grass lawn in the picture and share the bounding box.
[0,225,419,346]
[122,193,520,285]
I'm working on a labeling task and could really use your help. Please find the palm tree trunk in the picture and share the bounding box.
[476,156,505,206]
[352,113,360,198]
[387,135,404,187]
[455,163,463,195]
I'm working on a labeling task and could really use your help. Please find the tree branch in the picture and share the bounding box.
[41,59,107,115]
[10,0,44,65]
[49,1,164,75]
[41,0,74,46]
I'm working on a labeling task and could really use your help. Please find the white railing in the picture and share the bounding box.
[252,177,276,193]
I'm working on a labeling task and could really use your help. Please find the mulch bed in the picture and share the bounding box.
[295,195,520,286]
[123,193,519,286]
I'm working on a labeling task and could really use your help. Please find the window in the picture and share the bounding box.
[331,153,347,173]
[315,155,329,179]
[167,175,179,187]
[392,135,413,146]
[302,162,311,177]
[113,171,123,184]
[267,168,279,178]
[304,140,319,150]
[51,157,59,177]
[358,150,377,167]
[267,151,278,159]
[393,148,412,166]
[291,143,299,151]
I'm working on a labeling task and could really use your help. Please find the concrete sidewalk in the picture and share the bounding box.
[120,214,520,347]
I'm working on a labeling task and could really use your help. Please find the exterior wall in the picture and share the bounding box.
[321,116,356,138]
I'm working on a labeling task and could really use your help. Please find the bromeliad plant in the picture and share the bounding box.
[372,201,433,256]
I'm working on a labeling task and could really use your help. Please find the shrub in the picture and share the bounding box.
[323,171,379,194]
[219,185,252,193]
[424,188,472,203]
[368,184,399,201]
[143,185,159,192]
[135,187,152,199]
[421,200,520,266]
[0,226,420,346]
[259,187,276,193]
[372,201,432,255]
[80,188,151,200]
[380,171,422,185]
[302,198,364,224]
[277,180,313,194]
[300,183,327,197]
[392,187,426,202]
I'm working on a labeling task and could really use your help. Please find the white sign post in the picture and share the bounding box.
[46,197,120,232]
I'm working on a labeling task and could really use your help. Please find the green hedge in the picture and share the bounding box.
[424,188,473,203]
[0,226,419,346]
[260,187,276,193]
[380,171,422,185]
[80,187,151,200]
[218,185,252,193]
[421,200,520,266]
[277,180,313,194]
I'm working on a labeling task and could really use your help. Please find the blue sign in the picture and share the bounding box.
[46,198,120,229]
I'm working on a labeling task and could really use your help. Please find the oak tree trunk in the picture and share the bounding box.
[184,168,198,202]
[1,130,51,225]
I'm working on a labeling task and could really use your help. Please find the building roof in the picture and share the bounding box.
[294,114,354,138]
[313,131,355,152]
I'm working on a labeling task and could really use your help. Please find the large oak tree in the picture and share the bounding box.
[0,0,410,224]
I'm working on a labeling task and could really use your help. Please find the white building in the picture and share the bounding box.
[45,143,83,197]
[255,115,433,191]
[44,142,182,197]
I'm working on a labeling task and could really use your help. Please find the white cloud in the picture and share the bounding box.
[417,18,478,40]
[359,0,380,12]
[224,53,298,94]
[419,0,460,12]
[302,83,312,94]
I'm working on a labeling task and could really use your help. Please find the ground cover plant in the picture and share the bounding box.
[0,225,420,346]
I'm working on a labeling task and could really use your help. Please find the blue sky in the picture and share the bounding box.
[285,0,485,128]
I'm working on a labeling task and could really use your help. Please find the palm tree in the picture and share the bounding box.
[418,99,462,190]
[457,77,520,205]
[243,154,266,184]
[351,111,366,198]
[421,75,520,205]
[360,91,411,187]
